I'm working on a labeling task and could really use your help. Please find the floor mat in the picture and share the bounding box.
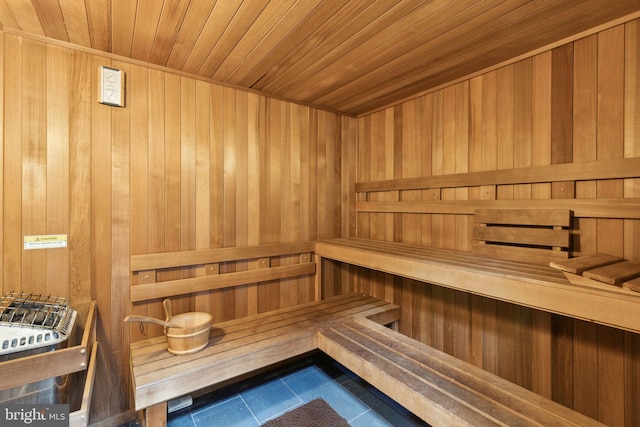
[261,398,350,427]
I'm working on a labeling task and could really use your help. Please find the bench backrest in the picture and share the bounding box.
[130,241,318,303]
[472,209,572,265]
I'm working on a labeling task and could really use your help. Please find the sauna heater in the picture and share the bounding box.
[0,292,77,404]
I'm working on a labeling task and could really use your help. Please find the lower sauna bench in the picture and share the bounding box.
[130,293,400,427]
[319,317,605,427]
[131,291,606,426]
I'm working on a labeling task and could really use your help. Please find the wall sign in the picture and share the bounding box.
[98,66,125,107]
[24,234,68,250]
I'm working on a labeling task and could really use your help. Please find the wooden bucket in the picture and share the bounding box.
[164,311,213,355]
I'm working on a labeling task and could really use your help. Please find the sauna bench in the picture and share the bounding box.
[314,238,640,334]
[319,317,605,427]
[130,293,399,426]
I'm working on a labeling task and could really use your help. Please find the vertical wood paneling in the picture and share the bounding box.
[268,98,281,244]
[4,34,23,292]
[399,100,419,338]
[180,77,196,252]
[431,91,444,249]
[68,50,92,304]
[452,82,470,362]
[194,79,212,314]
[279,101,292,307]
[235,90,250,316]
[164,72,182,253]
[550,314,573,407]
[308,108,320,242]
[110,59,131,415]
[479,70,498,376]
[419,95,435,248]
[624,22,640,427]
[481,70,498,185]
[512,59,533,390]
[164,72,185,315]
[513,59,532,200]
[341,114,357,241]
[429,89,444,350]
[1,32,345,424]
[572,33,600,420]
[626,332,640,427]
[551,44,574,184]
[597,27,625,257]
[596,26,626,427]
[400,100,420,244]
[624,20,640,262]
[220,86,237,318]
[90,52,113,420]
[392,105,402,245]
[356,116,369,240]
[495,63,518,386]
[209,84,225,322]
[246,93,261,314]
[146,69,167,329]
[530,51,552,399]
[454,82,469,252]
[22,38,47,294]
[573,34,598,256]
[210,83,225,250]
[247,93,262,245]
[129,63,149,343]
[549,42,576,410]
[355,19,640,427]
[531,52,551,198]
[46,45,70,297]
[468,76,485,370]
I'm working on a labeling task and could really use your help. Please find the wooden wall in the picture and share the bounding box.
[347,19,640,427]
[3,12,640,427]
[0,30,352,424]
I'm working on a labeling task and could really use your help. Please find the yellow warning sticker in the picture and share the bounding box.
[24,234,68,250]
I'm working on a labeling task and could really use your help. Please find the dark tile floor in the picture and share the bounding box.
[161,352,427,426]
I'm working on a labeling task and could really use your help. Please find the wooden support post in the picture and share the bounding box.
[314,254,322,301]
[142,401,167,427]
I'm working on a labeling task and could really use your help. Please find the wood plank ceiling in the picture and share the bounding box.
[1,0,639,116]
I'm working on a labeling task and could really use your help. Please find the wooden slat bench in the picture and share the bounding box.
[129,237,623,427]
[319,317,605,427]
[309,208,639,426]
[130,293,400,426]
[129,242,402,426]
[315,237,640,334]
[129,241,325,425]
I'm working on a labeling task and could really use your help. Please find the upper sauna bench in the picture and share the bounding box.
[314,238,640,334]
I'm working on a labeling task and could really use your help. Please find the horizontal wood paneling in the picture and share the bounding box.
[352,19,640,427]
[0,31,349,423]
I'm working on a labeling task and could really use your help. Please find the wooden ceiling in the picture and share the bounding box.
[1,0,640,116]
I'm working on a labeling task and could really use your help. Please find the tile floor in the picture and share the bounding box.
[164,352,427,427]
